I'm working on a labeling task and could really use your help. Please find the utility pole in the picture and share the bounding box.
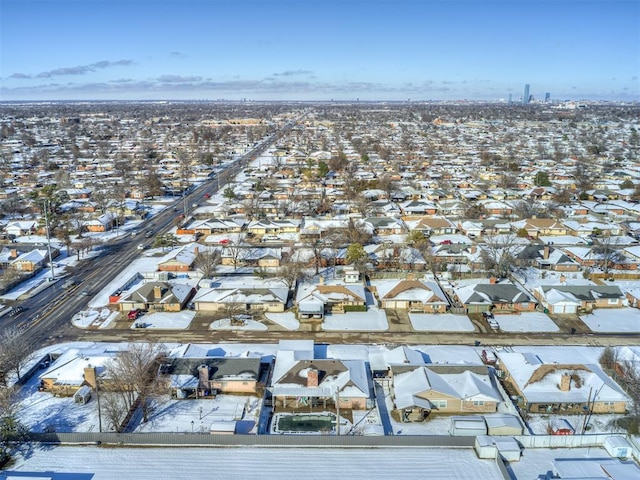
[43,199,55,280]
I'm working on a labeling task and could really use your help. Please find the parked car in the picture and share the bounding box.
[262,235,280,242]
[127,309,143,320]
[8,306,24,316]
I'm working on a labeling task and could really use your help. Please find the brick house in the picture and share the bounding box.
[390,365,502,422]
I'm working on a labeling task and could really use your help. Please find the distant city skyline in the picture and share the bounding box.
[1,0,638,102]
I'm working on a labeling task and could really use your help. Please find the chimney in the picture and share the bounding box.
[318,276,324,286]
[307,368,319,388]
[543,245,550,260]
[406,273,415,281]
[9,249,17,259]
[559,373,571,392]
[559,274,566,284]
[83,366,97,389]
[153,285,163,300]
[194,246,199,256]
[489,277,497,284]
[470,246,477,254]
[198,364,209,389]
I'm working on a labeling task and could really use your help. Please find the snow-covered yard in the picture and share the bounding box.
[130,310,195,330]
[494,312,560,333]
[409,313,475,332]
[322,307,388,331]
[71,308,118,329]
[135,396,261,434]
[264,311,300,330]
[580,307,640,333]
[209,317,268,331]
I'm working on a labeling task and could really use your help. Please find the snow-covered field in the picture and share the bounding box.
[494,312,560,333]
[71,308,118,329]
[580,307,640,333]
[408,313,475,332]
[322,307,388,331]
[5,446,506,480]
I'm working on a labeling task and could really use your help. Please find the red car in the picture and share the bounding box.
[127,309,143,320]
[204,193,211,198]
[219,239,230,245]
[440,240,453,245]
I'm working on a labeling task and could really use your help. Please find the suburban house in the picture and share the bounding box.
[295,275,367,320]
[5,220,38,237]
[371,276,450,313]
[533,285,627,314]
[118,281,195,312]
[221,246,282,269]
[390,365,503,422]
[454,281,537,314]
[189,218,245,236]
[367,244,427,271]
[38,347,118,397]
[157,244,202,272]
[409,216,457,236]
[10,249,50,272]
[362,216,407,236]
[270,350,372,411]
[85,212,116,233]
[515,245,581,272]
[511,218,568,238]
[246,219,300,236]
[166,357,261,399]
[496,351,629,414]
[191,277,289,313]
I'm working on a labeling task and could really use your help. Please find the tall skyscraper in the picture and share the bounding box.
[508,93,512,104]
[545,92,551,102]
[522,84,530,105]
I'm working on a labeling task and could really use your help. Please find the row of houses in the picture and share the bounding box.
[37,342,631,425]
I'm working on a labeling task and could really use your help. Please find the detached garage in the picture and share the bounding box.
[449,416,486,436]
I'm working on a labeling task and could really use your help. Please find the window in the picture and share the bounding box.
[602,401,615,406]
[473,400,485,406]
[608,298,619,305]
[431,400,447,409]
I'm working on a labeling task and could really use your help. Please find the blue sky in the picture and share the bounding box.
[1,0,638,101]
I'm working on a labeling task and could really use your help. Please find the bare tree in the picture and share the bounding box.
[195,248,221,278]
[480,234,521,278]
[106,343,166,424]
[225,233,248,271]
[277,261,308,290]
[0,327,32,385]
[591,234,625,276]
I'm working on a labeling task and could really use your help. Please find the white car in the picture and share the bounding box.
[137,244,146,250]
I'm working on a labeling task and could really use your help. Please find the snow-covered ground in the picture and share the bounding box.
[209,317,268,331]
[5,446,506,480]
[71,308,118,329]
[130,310,196,330]
[580,307,640,333]
[264,311,300,330]
[322,307,388,331]
[494,312,560,333]
[409,313,475,332]
[136,396,261,434]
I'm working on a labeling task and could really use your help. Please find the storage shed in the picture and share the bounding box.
[209,421,237,435]
[73,385,92,405]
[449,416,487,436]
[474,435,522,462]
[604,436,633,458]
[485,414,524,436]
